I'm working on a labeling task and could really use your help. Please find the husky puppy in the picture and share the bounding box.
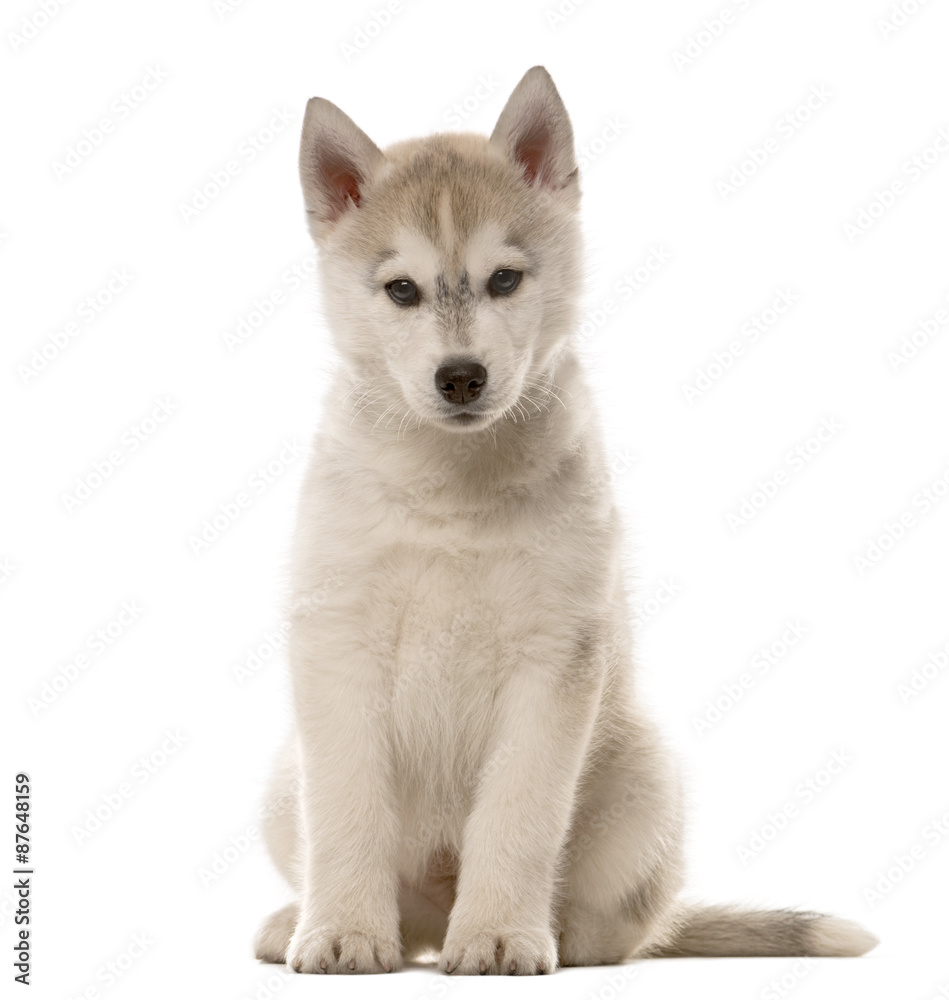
[254,67,877,974]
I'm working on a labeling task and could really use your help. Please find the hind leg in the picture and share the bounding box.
[255,903,299,963]
[255,743,304,962]
[556,719,685,966]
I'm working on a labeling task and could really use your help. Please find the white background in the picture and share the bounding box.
[3,0,949,998]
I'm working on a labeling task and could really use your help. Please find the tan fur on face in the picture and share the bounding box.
[312,131,582,431]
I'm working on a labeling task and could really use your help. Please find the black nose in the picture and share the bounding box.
[435,361,487,405]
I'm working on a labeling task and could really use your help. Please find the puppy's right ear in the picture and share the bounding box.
[298,98,384,237]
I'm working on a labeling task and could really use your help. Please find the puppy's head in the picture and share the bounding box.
[299,67,583,434]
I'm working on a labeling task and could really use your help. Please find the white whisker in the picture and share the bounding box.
[372,402,398,433]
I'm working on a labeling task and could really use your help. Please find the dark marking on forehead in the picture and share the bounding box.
[433,269,475,348]
[434,273,449,304]
[434,271,474,303]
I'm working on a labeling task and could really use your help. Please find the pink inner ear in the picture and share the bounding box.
[333,170,361,208]
[323,156,363,216]
[514,124,552,188]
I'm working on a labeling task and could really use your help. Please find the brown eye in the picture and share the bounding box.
[489,269,521,296]
[386,279,418,305]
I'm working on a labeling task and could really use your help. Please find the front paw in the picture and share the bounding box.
[441,927,557,975]
[286,923,402,974]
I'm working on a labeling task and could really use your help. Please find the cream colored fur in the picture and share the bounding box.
[254,67,877,974]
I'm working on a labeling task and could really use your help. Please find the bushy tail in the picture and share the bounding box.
[648,904,878,958]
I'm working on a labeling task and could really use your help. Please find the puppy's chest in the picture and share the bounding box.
[365,540,520,690]
[354,543,509,779]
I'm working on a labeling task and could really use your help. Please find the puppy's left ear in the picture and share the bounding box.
[490,66,577,191]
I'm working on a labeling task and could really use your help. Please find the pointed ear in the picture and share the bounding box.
[490,66,577,190]
[298,97,384,234]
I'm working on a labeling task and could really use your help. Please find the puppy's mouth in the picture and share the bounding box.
[436,409,493,432]
[444,411,485,424]
[427,400,511,432]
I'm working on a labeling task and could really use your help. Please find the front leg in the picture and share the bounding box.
[441,643,604,975]
[286,631,402,974]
